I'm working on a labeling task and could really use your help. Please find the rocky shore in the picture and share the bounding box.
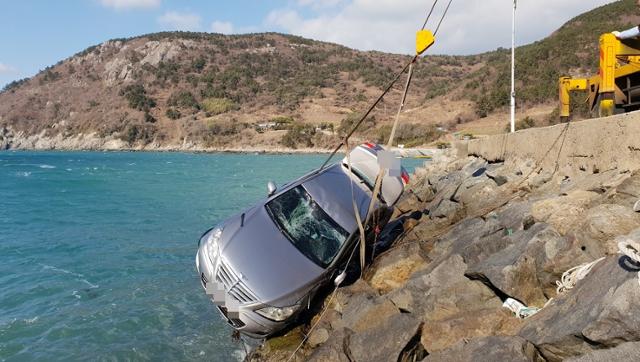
[248,139,640,361]
[0,127,332,154]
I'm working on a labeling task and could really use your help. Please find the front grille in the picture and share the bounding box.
[201,273,208,287]
[216,259,258,304]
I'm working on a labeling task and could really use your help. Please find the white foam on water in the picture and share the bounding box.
[39,164,56,169]
[24,316,39,324]
[81,279,99,289]
[232,349,246,361]
[40,263,99,289]
[16,171,31,177]
[66,168,72,172]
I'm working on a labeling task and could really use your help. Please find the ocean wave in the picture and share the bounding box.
[40,263,99,289]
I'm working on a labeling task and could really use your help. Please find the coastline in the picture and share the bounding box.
[0,130,439,156]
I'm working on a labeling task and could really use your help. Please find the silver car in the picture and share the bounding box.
[195,143,409,338]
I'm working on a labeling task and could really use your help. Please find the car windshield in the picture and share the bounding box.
[265,185,349,268]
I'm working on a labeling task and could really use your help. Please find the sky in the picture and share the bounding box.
[0,0,618,88]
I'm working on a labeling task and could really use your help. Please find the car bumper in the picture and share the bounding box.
[195,247,286,338]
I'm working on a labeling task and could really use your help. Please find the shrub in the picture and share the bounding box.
[167,91,199,110]
[192,56,206,72]
[338,112,375,136]
[120,123,157,145]
[165,108,181,120]
[375,123,441,147]
[1,78,28,93]
[281,123,316,149]
[119,84,156,111]
[144,110,156,123]
[201,98,237,115]
[203,121,245,143]
[505,116,537,132]
[271,116,295,130]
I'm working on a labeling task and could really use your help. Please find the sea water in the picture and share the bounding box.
[0,151,427,361]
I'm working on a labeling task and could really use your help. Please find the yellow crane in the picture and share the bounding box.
[559,33,640,120]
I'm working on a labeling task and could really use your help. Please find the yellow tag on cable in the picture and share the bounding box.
[416,30,435,55]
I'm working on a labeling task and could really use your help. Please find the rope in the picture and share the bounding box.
[360,61,416,272]
[554,238,640,294]
[285,1,456,358]
[285,233,360,362]
[434,0,454,36]
[345,139,368,274]
[319,58,415,170]
[618,238,640,287]
[555,257,605,294]
[421,0,439,30]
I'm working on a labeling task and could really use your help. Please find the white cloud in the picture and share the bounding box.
[266,0,618,55]
[100,0,160,10]
[0,63,16,74]
[297,0,343,10]
[211,21,234,34]
[157,11,202,31]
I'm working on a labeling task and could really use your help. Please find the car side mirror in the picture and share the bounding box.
[334,270,347,287]
[267,181,277,196]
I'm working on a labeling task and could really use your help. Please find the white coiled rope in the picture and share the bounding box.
[555,238,640,294]
[555,257,606,294]
[618,238,640,287]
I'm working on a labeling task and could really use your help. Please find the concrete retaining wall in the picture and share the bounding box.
[463,111,640,175]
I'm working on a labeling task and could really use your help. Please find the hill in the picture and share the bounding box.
[0,0,638,151]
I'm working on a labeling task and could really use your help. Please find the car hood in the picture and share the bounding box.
[218,206,326,304]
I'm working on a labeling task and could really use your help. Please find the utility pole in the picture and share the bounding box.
[510,0,517,133]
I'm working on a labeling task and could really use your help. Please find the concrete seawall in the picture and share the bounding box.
[461,111,640,175]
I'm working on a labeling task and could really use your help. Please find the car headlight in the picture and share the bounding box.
[203,227,223,262]
[256,304,300,322]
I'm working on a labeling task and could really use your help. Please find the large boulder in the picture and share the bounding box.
[573,204,640,255]
[518,256,640,361]
[566,341,640,361]
[347,313,422,362]
[420,308,520,353]
[387,255,506,352]
[531,190,600,235]
[368,243,428,294]
[465,223,566,306]
[308,328,352,362]
[422,336,543,362]
[609,170,640,208]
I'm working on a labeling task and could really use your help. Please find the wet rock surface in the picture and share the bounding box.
[249,151,640,362]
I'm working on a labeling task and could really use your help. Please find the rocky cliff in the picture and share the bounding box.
[249,113,640,361]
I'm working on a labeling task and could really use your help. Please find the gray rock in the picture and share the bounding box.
[369,243,427,294]
[347,313,421,362]
[567,341,640,361]
[518,256,640,361]
[422,336,543,362]
[486,169,509,186]
[453,178,501,216]
[573,203,640,255]
[609,171,640,207]
[401,255,502,323]
[634,199,640,212]
[465,223,563,306]
[431,199,464,220]
[307,328,329,348]
[308,328,352,362]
